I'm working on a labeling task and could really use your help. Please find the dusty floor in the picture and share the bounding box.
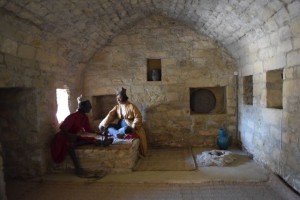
[5,148,300,200]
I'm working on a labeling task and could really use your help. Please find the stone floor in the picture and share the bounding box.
[5,148,300,200]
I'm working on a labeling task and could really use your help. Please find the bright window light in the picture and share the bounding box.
[56,89,70,123]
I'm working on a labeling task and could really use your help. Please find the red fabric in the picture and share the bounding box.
[124,132,139,139]
[60,111,93,133]
[51,132,70,163]
[51,111,95,163]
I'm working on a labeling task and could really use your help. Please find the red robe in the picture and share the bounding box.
[51,111,95,163]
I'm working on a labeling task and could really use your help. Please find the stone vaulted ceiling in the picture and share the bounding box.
[0,0,291,64]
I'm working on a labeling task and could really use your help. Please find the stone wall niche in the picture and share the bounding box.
[147,59,162,81]
[190,87,226,114]
[84,15,237,147]
[243,75,253,105]
[92,95,116,120]
[0,88,40,178]
[266,69,283,109]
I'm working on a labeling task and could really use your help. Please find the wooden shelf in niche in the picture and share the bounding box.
[147,59,161,81]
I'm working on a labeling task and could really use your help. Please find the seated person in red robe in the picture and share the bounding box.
[51,95,104,178]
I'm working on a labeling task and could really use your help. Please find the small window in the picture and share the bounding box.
[56,88,70,123]
[243,75,253,105]
[266,69,283,109]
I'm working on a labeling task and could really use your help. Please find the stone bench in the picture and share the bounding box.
[53,138,140,174]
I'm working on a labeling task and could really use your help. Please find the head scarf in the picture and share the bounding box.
[77,95,91,112]
[77,94,88,104]
[116,87,128,101]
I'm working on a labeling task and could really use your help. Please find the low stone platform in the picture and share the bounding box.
[53,139,140,173]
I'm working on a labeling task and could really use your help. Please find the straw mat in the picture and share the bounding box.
[134,148,196,171]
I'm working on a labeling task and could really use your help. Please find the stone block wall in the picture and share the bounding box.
[52,139,140,173]
[76,139,140,173]
[83,15,237,148]
[0,0,299,194]
[228,3,300,193]
[0,9,84,178]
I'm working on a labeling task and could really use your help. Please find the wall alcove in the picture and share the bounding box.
[0,88,39,178]
[92,95,116,120]
[190,87,226,114]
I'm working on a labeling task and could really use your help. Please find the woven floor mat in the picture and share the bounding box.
[134,148,196,171]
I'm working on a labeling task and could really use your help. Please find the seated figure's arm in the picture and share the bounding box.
[131,104,143,131]
[99,106,118,131]
[78,131,98,139]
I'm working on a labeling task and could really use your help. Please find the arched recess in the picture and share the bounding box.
[83,14,238,148]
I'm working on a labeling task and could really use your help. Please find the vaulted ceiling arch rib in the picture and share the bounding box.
[0,0,287,65]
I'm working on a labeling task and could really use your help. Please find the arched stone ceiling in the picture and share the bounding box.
[0,0,291,64]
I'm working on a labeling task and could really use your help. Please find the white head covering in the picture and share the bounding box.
[77,94,89,104]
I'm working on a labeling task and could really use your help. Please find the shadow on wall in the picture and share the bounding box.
[0,144,6,200]
[0,88,41,178]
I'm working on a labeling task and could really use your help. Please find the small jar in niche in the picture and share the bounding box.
[151,69,161,81]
